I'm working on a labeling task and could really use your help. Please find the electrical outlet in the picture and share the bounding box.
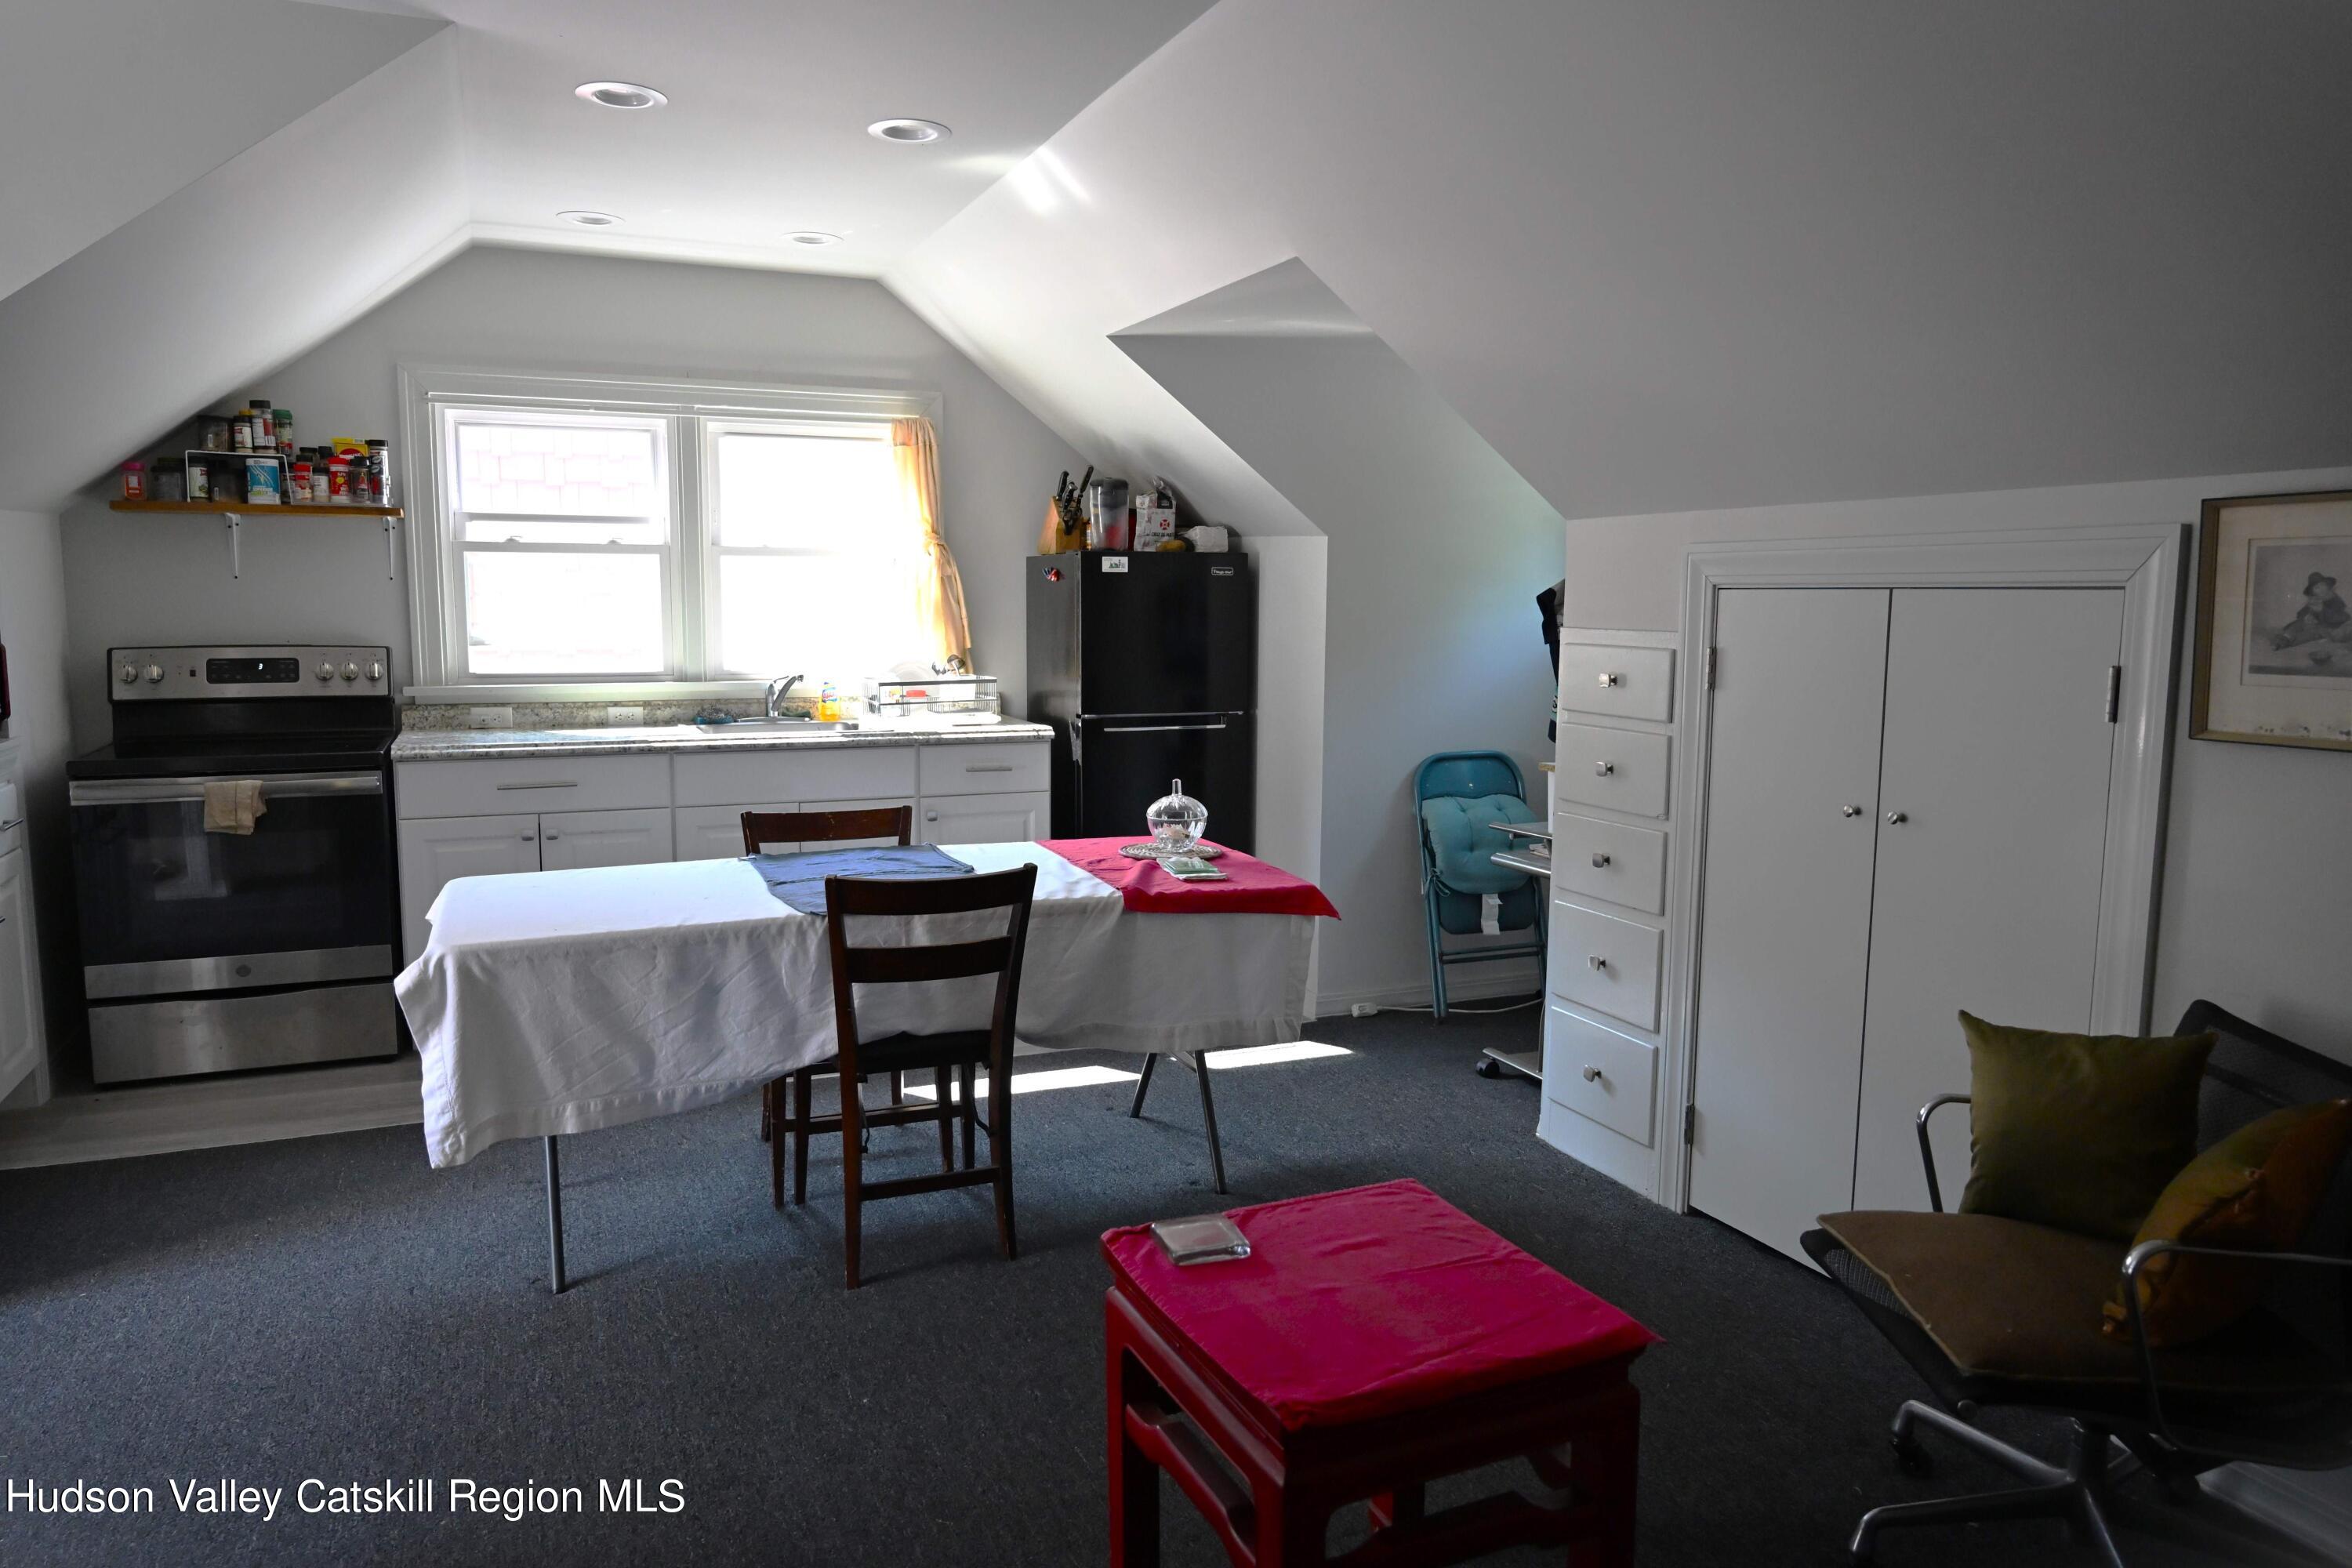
[466,706,514,731]
[606,705,644,728]
[1349,1003,1378,1018]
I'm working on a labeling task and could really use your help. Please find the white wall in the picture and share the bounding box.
[0,508,75,1099]
[58,245,1083,749]
[1121,331,1561,1007]
[1560,465,2352,1062]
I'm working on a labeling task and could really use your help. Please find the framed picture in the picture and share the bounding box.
[2193,490,2352,750]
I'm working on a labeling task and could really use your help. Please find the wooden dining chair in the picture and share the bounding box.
[745,806,916,1153]
[809,862,1037,1288]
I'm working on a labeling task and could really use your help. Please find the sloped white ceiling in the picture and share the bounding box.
[0,33,469,513]
[891,0,2352,528]
[0,0,446,303]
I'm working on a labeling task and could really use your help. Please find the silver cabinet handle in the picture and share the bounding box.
[1587,954,1608,971]
[965,763,1014,773]
[0,818,20,831]
[1841,804,1863,818]
[1886,811,1907,825]
[1593,760,1614,777]
[1590,851,1611,868]
[521,833,536,841]
[925,811,939,822]
[1581,1064,1602,1082]
[1597,672,1621,688]
[543,834,560,841]
[495,782,579,792]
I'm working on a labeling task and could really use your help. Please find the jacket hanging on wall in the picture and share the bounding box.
[1537,580,1564,742]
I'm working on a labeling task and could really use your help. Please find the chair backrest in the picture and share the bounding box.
[1413,750,1526,808]
[741,805,913,855]
[822,864,1039,1062]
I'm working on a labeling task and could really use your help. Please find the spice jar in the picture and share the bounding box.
[119,460,147,502]
[187,459,210,502]
[198,415,230,452]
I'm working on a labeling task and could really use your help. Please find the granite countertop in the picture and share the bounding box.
[391,719,1053,764]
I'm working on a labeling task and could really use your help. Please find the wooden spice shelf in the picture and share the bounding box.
[109,500,403,517]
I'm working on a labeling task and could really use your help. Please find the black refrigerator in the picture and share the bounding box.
[1025,551,1256,851]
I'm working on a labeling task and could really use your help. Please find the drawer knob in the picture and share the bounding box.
[1587,954,1608,971]
[1581,1063,1603,1082]
[1594,760,1615,777]
[1597,672,1622,688]
[1841,804,1863,818]
[1590,851,1612,868]
[1886,810,1908,825]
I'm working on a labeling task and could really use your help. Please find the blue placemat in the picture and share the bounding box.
[749,844,975,914]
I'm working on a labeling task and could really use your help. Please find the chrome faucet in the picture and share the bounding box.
[764,673,804,718]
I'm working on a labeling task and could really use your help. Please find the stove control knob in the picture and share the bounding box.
[316,661,336,682]
[143,663,165,684]
[118,662,138,685]
[340,662,360,682]
[367,660,385,683]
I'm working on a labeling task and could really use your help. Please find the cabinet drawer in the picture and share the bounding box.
[395,753,670,819]
[675,802,793,860]
[673,746,915,808]
[1548,813,1667,914]
[917,740,1049,797]
[538,807,673,872]
[1555,643,1675,723]
[1548,898,1663,1029]
[1544,1004,1657,1145]
[1552,723,1669,818]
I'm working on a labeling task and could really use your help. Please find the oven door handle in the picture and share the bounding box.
[69,771,385,806]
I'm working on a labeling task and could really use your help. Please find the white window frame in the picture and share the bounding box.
[397,365,939,701]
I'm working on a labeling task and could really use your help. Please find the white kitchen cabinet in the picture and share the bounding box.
[675,802,794,859]
[394,753,669,818]
[538,807,673,872]
[397,813,541,960]
[0,848,38,1105]
[1687,586,2125,1260]
[923,790,1050,845]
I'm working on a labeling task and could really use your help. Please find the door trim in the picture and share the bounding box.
[1659,523,2187,1214]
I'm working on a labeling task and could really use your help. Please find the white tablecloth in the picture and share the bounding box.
[395,842,1315,1167]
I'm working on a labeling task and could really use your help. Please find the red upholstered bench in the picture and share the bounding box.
[1102,1179,1657,1566]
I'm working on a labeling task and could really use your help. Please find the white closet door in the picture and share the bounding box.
[1689,589,1889,1260]
[1851,588,2123,1213]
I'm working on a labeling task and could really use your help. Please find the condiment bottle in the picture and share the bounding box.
[119,460,146,501]
[274,408,293,456]
[232,411,254,452]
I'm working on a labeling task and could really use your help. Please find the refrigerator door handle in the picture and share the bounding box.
[1096,719,1230,734]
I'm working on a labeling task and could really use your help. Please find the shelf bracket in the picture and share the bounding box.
[385,516,398,581]
[223,511,242,579]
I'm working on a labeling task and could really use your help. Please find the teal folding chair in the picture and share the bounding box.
[1412,751,1547,1021]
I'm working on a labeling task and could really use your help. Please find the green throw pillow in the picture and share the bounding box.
[1956,1012,2216,1241]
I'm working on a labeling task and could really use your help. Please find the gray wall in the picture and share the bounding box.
[0,508,76,1094]
[1121,332,1561,1007]
[59,245,1082,749]
[1560,465,2352,1064]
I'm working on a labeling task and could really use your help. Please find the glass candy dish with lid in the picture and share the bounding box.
[1147,779,1207,851]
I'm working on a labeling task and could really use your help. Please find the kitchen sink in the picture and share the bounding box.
[691,718,848,735]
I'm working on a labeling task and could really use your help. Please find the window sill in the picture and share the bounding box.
[403,680,774,705]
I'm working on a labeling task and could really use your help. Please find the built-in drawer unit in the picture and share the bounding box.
[916,739,1050,797]
[672,746,916,808]
[1544,1003,1658,1145]
[394,753,670,819]
[1555,643,1675,724]
[1548,812,1667,914]
[1552,723,1670,818]
[1548,898,1664,1030]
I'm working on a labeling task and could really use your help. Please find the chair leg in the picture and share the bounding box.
[792,1069,812,1207]
[990,1060,1016,1261]
[1852,1483,2085,1563]
[770,1082,786,1210]
[1128,1053,1159,1117]
[960,1061,978,1170]
[890,1069,904,1105]
[760,1078,772,1143]
[935,1065,955,1172]
[841,1069,865,1290]
[1423,891,1450,1022]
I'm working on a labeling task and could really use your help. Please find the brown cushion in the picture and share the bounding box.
[1819,1209,2328,1394]
[1957,1012,2216,1241]
[2103,1099,2352,1348]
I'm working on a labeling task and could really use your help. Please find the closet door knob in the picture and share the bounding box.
[1597,672,1622,688]
[1593,760,1615,777]
[1591,851,1611,868]
[1587,954,1608,971]
[1840,804,1863,818]
[1581,1064,1603,1082]
[1885,811,1907,825]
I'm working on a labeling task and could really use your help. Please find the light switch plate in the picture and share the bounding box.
[466,706,514,730]
[606,705,644,727]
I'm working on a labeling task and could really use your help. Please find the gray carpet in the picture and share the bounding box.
[0,1005,2298,1566]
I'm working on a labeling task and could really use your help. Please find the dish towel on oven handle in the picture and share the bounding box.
[201,779,267,835]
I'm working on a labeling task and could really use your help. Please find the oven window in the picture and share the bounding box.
[72,789,394,966]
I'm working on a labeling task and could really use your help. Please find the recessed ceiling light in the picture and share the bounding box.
[786,231,844,247]
[558,209,622,227]
[867,118,949,144]
[576,81,666,110]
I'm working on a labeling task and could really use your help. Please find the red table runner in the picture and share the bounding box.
[1040,837,1339,920]
[1102,1178,1657,1432]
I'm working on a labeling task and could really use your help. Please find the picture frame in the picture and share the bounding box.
[2192,490,2352,750]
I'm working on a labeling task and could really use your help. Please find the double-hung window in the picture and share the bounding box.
[405,369,935,695]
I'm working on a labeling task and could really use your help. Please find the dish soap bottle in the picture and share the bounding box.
[817,681,839,722]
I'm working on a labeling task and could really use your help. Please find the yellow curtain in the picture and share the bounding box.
[892,416,971,668]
